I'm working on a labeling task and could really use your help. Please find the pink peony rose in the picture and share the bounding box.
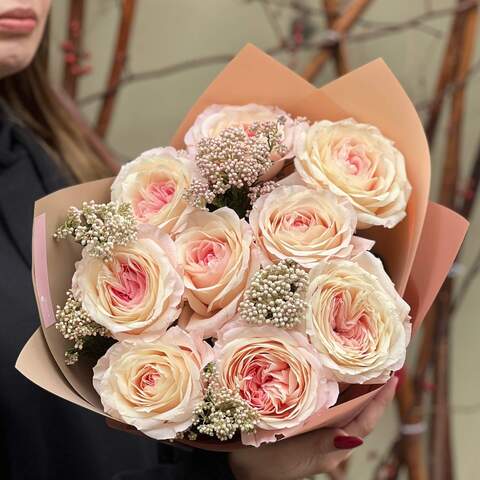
[93,327,213,440]
[73,225,183,341]
[249,184,374,268]
[294,119,411,228]
[111,147,195,234]
[175,207,260,338]
[214,322,339,446]
[306,252,411,383]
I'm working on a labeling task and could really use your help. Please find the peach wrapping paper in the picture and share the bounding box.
[16,45,468,452]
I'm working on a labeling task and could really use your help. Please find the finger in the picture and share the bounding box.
[230,427,349,479]
[303,427,350,454]
[231,380,396,479]
[269,428,356,462]
[231,421,366,479]
[306,427,366,474]
[344,376,398,439]
[257,426,347,459]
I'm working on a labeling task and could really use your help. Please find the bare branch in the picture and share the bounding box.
[95,0,137,138]
[302,0,373,81]
[324,0,349,75]
[76,1,480,109]
[63,0,85,98]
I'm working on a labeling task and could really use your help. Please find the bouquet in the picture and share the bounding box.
[17,45,468,451]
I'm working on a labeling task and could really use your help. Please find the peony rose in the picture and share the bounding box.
[249,184,374,268]
[306,252,411,384]
[93,326,213,440]
[73,226,183,341]
[214,322,339,446]
[175,207,259,338]
[294,118,411,228]
[184,104,301,179]
[111,147,195,234]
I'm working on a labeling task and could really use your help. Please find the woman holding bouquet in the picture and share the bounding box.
[0,1,397,479]
[0,1,159,479]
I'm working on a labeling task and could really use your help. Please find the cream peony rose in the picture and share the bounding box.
[249,184,374,268]
[184,104,301,180]
[93,326,213,440]
[111,147,195,234]
[294,118,411,228]
[214,322,339,446]
[73,226,183,341]
[175,207,259,338]
[306,252,411,384]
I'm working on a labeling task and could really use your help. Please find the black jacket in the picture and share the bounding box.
[0,112,233,480]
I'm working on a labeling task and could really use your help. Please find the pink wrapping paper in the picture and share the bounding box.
[32,214,56,328]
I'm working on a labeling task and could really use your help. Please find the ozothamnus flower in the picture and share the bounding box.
[184,103,296,163]
[55,289,110,365]
[246,181,279,215]
[182,177,216,210]
[239,259,309,329]
[54,200,138,259]
[183,120,286,211]
[186,363,259,441]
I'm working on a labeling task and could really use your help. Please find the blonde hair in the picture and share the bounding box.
[0,26,111,183]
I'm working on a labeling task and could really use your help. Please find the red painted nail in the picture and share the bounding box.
[334,435,363,450]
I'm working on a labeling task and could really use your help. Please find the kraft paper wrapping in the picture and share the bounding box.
[16,45,468,452]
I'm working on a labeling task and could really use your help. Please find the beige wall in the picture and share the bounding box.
[49,2,480,478]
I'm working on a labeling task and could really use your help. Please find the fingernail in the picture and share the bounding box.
[334,435,363,450]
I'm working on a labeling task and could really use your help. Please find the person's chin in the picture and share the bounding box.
[0,42,37,77]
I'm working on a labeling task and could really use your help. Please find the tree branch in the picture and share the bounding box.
[95,0,137,138]
[302,0,373,82]
[324,0,349,76]
[76,2,480,108]
[430,4,478,479]
[62,0,85,98]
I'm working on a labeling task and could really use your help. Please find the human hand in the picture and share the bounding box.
[229,376,398,480]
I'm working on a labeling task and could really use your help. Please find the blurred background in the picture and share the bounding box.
[48,1,480,479]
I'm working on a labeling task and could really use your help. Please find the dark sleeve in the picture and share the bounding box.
[112,446,236,480]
